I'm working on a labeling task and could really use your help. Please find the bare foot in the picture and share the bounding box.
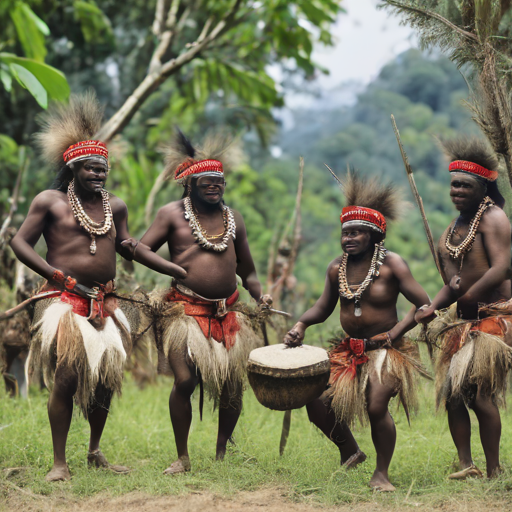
[342,450,367,469]
[45,464,71,482]
[448,464,483,480]
[369,471,396,492]
[87,449,130,474]
[488,466,503,479]
[163,456,191,475]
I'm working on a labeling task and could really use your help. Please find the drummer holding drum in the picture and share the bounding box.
[284,172,430,492]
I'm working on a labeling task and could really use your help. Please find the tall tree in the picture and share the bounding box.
[381,0,512,186]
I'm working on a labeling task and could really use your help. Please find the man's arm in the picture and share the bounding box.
[458,207,511,310]
[113,199,186,279]
[284,259,340,347]
[10,191,58,281]
[383,253,430,342]
[232,210,267,302]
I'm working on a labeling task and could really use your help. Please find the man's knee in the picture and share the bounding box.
[219,381,243,409]
[52,365,78,397]
[367,401,388,422]
[173,375,197,397]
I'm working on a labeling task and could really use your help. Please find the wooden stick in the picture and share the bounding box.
[390,115,441,274]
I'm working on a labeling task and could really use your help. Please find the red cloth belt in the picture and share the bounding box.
[329,337,369,383]
[42,281,116,319]
[165,288,240,350]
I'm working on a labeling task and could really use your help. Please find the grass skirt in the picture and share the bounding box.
[423,301,512,409]
[327,337,425,426]
[148,289,264,402]
[29,296,131,416]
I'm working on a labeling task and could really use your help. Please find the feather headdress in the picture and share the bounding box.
[34,92,108,191]
[35,91,106,168]
[439,136,505,207]
[338,170,403,235]
[440,136,499,182]
[162,128,239,182]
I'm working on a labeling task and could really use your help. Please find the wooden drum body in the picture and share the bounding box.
[247,343,330,411]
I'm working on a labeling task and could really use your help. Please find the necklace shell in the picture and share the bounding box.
[183,196,236,252]
[67,179,113,255]
[445,196,494,260]
[338,242,387,317]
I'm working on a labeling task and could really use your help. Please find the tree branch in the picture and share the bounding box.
[98,0,245,141]
[383,0,479,43]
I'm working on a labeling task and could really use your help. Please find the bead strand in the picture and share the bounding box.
[67,179,113,255]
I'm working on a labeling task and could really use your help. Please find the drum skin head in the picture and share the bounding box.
[247,344,330,411]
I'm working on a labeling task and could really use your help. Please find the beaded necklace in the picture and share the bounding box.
[445,195,494,290]
[67,179,113,255]
[338,242,387,317]
[183,196,236,252]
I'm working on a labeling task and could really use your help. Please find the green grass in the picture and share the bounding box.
[1,365,512,508]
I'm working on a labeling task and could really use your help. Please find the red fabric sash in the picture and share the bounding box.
[165,288,240,350]
[329,337,369,383]
[42,282,116,319]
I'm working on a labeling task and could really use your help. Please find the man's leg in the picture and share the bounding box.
[216,380,243,460]
[85,383,129,473]
[164,347,199,474]
[46,365,77,481]
[306,397,366,467]
[446,396,474,471]
[366,373,398,491]
[472,389,501,477]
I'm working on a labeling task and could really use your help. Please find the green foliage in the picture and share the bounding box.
[0,53,70,108]
[9,1,49,62]
[73,0,114,45]
[0,1,69,108]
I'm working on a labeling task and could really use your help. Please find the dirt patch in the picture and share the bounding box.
[2,486,512,512]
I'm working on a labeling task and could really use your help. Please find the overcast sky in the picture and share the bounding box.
[313,0,416,88]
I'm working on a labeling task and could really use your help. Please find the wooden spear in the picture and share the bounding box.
[390,115,441,274]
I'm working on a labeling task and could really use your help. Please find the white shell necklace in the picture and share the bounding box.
[183,196,236,252]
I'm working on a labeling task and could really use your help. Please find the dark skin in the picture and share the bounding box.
[140,175,271,471]
[415,173,511,478]
[10,160,186,481]
[284,227,429,491]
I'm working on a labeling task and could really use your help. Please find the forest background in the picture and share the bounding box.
[0,0,493,341]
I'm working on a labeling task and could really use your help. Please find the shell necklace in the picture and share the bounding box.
[338,242,387,317]
[67,179,113,255]
[445,195,494,289]
[183,196,236,252]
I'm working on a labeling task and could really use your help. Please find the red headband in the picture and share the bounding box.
[449,160,498,182]
[341,206,386,234]
[174,159,224,181]
[63,140,108,165]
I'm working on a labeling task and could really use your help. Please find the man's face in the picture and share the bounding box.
[450,173,486,212]
[341,226,372,256]
[73,159,108,193]
[193,176,226,205]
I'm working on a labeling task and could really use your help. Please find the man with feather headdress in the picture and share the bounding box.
[284,172,430,492]
[415,138,512,479]
[9,93,186,481]
[139,130,271,474]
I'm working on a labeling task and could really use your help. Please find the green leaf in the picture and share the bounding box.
[0,64,12,92]
[73,1,114,44]
[9,2,47,62]
[0,53,70,101]
[9,62,47,108]
[22,3,50,35]
[0,135,18,153]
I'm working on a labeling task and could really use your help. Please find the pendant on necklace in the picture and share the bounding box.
[90,235,97,255]
[450,274,461,291]
[354,300,362,317]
